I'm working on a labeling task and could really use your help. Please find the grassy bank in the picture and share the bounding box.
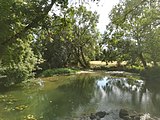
[40,68,79,77]
[90,61,143,73]
[40,61,143,77]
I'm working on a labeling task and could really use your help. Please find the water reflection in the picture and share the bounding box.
[95,77,160,117]
[42,74,102,120]
[0,72,160,120]
[42,74,160,119]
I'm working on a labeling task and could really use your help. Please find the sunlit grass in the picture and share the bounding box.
[90,61,127,68]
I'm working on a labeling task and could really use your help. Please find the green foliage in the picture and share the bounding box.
[36,5,100,69]
[0,0,70,85]
[0,38,40,86]
[34,15,74,69]
[70,6,100,67]
[141,67,160,81]
[41,68,78,77]
[126,65,144,73]
[102,0,160,69]
[62,5,100,68]
[102,27,135,65]
[0,0,102,86]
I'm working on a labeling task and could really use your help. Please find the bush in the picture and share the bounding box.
[140,66,160,81]
[125,65,144,73]
[1,67,34,86]
[41,68,78,77]
[0,38,40,86]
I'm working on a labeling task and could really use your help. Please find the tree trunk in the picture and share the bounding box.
[80,47,89,68]
[153,61,158,67]
[139,53,147,69]
[117,61,121,67]
[74,47,86,68]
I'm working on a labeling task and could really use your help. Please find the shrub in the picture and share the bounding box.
[125,65,144,73]
[41,68,78,77]
[0,38,40,86]
[1,67,34,86]
[140,66,160,81]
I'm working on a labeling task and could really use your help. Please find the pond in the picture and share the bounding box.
[0,71,160,120]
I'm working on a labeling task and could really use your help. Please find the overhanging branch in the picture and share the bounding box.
[1,0,55,46]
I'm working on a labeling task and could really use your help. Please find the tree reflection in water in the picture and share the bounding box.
[96,77,160,117]
[1,73,160,120]
[35,74,160,119]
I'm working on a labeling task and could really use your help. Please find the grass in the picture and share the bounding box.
[90,61,160,82]
[90,61,143,73]
[40,61,144,78]
[40,68,79,77]
[90,61,106,68]
[90,61,127,68]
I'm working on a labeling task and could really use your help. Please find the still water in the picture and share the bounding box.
[0,72,160,120]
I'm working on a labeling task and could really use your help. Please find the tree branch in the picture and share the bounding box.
[113,0,148,24]
[1,0,55,46]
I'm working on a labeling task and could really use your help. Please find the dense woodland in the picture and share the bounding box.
[0,0,160,86]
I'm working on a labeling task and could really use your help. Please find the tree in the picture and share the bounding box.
[35,15,74,69]
[0,0,62,85]
[65,6,100,68]
[143,27,160,66]
[36,5,100,69]
[0,0,100,85]
[0,0,68,85]
[0,0,100,52]
[1,37,40,85]
[102,0,160,69]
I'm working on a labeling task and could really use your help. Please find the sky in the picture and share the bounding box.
[61,0,120,33]
[88,0,120,33]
